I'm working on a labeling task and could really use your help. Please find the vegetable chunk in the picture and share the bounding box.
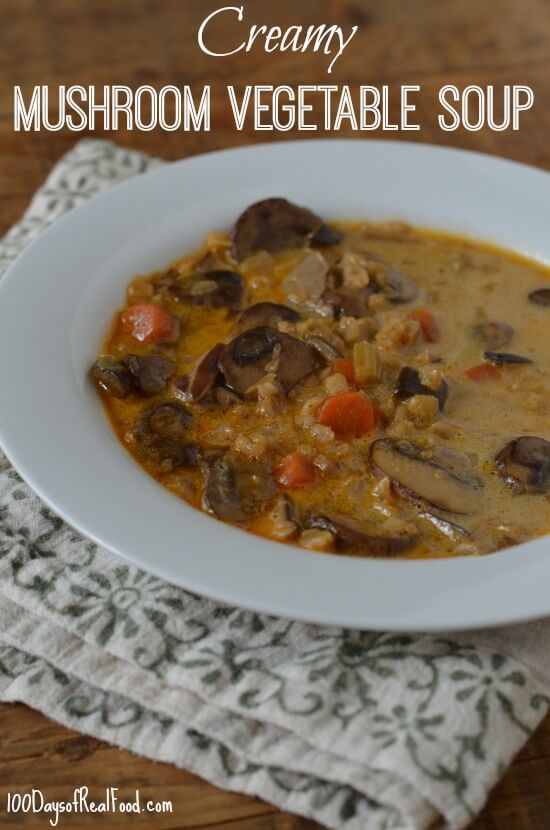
[120,303,179,344]
[407,309,439,342]
[275,453,316,489]
[317,392,375,438]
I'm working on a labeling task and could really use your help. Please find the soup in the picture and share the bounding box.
[91,198,550,557]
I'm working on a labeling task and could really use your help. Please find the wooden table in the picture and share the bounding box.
[0,1,549,827]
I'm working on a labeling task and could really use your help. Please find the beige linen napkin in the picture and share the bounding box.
[0,139,549,830]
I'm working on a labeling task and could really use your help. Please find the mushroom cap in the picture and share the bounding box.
[186,343,225,402]
[323,262,418,316]
[371,438,481,514]
[473,320,514,350]
[218,326,316,396]
[394,366,448,411]
[203,453,275,522]
[179,270,244,311]
[495,436,550,494]
[305,334,343,363]
[323,287,374,318]
[233,302,299,335]
[381,267,418,303]
[122,355,176,397]
[307,510,417,554]
[311,223,342,247]
[232,198,327,261]
[418,512,470,541]
[528,288,550,307]
[134,401,198,467]
[92,357,134,398]
[484,351,533,365]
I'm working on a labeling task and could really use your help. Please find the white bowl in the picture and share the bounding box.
[0,139,548,631]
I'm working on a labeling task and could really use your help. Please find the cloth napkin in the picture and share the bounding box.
[1,139,549,830]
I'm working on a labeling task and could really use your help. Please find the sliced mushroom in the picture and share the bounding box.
[178,270,244,311]
[394,367,448,411]
[203,453,275,522]
[215,387,242,406]
[473,320,514,349]
[283,251,328,302]
[134,401,198,467]
[418,512,470,540]
[155,255,226,295]
[484,351,533,366]
[324,263,417,314]
[323,286,374,318]
[92,357,134,398]
[186,343,224,402]
[234,302,299,334]
[378,267,418,304]
[528,288,550,307]
[123,355,176,397]
[232,198,327,261]
[307,510,417,554]
[495,436,550,494]
[266,333,318,391]
[370,438,481,514]
[218,326,316,395]
[311,223,342,247]
[145,401,192,440]
[218,326,278,394]
[305,334,343,363]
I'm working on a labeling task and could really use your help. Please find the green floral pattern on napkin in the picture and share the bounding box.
[0,140,548,830]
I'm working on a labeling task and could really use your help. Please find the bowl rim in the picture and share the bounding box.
[0,137,549,632]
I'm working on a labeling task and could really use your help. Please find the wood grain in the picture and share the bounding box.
[0,0,549,827]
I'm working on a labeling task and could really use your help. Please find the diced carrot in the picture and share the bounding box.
[120,303,179,344]
[317,391,375,438]
[463,363,502,382]
[275,452,316,489]
[408,309,440,342]
[331,358,355,384]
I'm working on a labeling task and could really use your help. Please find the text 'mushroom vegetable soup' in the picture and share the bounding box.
[92,199,550,558]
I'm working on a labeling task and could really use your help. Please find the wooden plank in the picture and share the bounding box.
[1,703,550,829]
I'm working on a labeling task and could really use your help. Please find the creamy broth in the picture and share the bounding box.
[92,200,550,558]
